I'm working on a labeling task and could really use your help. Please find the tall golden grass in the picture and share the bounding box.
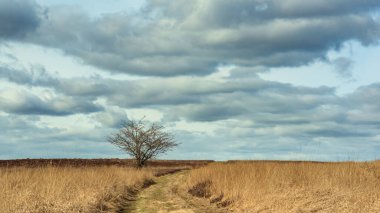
[0,166,153,213]
[187,160,380,212]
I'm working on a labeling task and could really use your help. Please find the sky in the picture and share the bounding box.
[1,0,380,161]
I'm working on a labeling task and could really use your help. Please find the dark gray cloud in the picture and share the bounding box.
[0,64,86,117]
[12,0,378,76]
[172,103,248,122]
[306,128,370,138]
[0,114,120,159]
[151,0,380,24]
[343,83,380,126]
[0,88,103,116]
[0,0,41,39]
[160,82,337,122]
[0,65,58,87]
[346,83,380,108]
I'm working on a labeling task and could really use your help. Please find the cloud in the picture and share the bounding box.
[0,65,115,97]
[1,65,379,138]
[11,0,378,76]
[1,0,380,160]
[0,65,340,122]
[0,0,41,40]
[1,65,380,159]
[346,83,380,108]
[93,108,129,128]
[343,83,380,126]
[331,57,354,78]
[0,65,58,87]
[0,88,103,116]
[0,114,120,159]
[151,0,380,25]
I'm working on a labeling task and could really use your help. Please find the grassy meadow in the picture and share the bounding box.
[1,159,380,212]
[0,159,210,213]
[187,160,380,212]
[0,166,153,213]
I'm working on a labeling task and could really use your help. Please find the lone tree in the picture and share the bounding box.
[108,119,178,168]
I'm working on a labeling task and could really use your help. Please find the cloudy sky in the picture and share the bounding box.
[1,0,380,161]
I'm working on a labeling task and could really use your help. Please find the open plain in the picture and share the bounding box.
[1,159,379,212]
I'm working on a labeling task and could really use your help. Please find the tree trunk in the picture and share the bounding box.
[136,159,146,168]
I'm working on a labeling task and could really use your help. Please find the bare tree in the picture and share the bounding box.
[108,119,178,168]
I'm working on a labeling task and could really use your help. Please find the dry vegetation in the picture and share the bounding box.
[0,158,213,168]
[0,166,153,213]
[3,159,378,212]
[187,160,380,212]
[0,159,211,213]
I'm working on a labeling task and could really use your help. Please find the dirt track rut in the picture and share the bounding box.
[126,170,226,213]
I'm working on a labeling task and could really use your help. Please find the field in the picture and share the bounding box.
[0,166,153,213]
[187,160,380,212]
[0,159,211,213]
[1,159,380,212]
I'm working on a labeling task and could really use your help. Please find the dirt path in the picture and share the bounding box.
[126,170,226,213]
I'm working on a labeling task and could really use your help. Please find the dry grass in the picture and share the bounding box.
[187,160,380,212]
[0,166,154,213]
